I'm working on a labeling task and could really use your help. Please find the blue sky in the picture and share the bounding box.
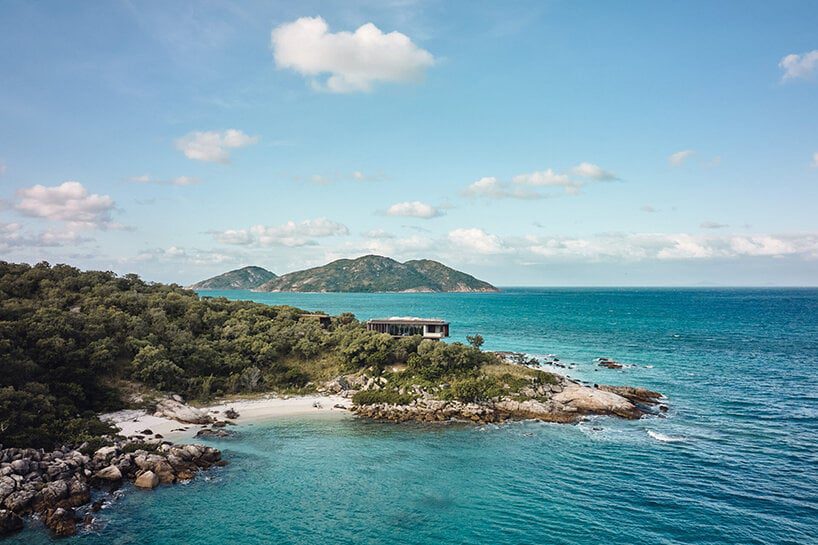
[1,0,817,285]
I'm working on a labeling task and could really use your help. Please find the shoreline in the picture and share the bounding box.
[101,395,353,441]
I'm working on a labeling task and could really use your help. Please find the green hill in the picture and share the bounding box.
[255,255,498,293]
[188,266,276,290]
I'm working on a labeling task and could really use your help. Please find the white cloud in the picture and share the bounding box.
[448,228,506,255]
[463,176,546,200]
[214,218,349,247]
[386,201,443,219]
[700,221,729,229]
[572,162,617,181]
[0,222,90,250]
[130,175,200,186]
[512,169,578,193]
[125,246,237,266]
[270,16,435,93]
[779,50,818,81]
[812,152,818,168]
[175,129,258,163]
[729,236,797,257]
[669,150,695,166]
[15,181,117,229]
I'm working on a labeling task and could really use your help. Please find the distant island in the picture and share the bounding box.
[190,255,499,293]
[188,265,277,290]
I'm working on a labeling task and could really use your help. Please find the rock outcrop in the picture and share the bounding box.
[0,440,224,536]
[153,398,213,425]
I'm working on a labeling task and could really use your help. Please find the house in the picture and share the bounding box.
[366,317,449,340]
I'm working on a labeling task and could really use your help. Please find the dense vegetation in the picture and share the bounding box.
[187,265,277,290]
[256,255,498,292]
[0,261,502,449]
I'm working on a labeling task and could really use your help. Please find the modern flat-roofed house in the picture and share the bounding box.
[366,317,449,340]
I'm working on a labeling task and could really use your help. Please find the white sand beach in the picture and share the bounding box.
[101,395,353,442]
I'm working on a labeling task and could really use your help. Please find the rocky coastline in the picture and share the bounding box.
[321,365,665,425]
[0,439,224,538]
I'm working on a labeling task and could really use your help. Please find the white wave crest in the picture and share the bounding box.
[647,430,686,443]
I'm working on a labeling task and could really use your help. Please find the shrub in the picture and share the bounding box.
[444,376,502,403]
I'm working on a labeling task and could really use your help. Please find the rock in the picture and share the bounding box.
[139,429,154,435]
[0,509,23,536]
[224,408,239,419]
[211,421,227,428]
[94,465,123,481]
[323,375,351,394]
[9,460,28,475]
[195,428,235,439]
[40,479,69,505]
[154,399,212,425]
[598,385,663,404]
[93,446,118,462]
[552,383,641,419]
[3,489,36,512]
[43,507,76,537]
[134,471,159,490]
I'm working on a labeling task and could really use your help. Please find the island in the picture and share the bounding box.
[190,255,499,293]
[0,261,662,538]
[187,265,277,290]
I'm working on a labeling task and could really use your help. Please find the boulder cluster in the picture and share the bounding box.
[347,374,664,425]
[0,440,223,537]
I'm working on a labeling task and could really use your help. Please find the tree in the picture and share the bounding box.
[466,334,484,350]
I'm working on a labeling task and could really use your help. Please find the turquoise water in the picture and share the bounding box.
[11,289,818,544]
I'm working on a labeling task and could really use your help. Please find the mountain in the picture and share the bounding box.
[255,255,498,293]
[188,266,277,290]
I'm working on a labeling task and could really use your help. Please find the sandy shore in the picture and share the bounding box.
[101,394,353,442]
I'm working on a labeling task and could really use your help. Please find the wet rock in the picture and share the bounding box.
[598,385,663,404]
[195,428,235,439]
[0,509,23,536]
[224,408,240,419]
[43,507,76,536]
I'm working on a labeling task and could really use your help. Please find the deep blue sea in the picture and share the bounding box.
[11,288,818,544]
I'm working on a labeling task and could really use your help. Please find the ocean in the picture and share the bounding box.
[11,288,818,544]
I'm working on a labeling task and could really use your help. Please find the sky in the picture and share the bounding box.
[1,0,818,286]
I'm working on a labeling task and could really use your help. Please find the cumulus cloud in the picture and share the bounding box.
[448,228,506,255]
[130,175,200,186]
[125,246,238,266]
[15,181,117,229]
[386,201,444,219]
[669,150,695,166]
[270,16,435,92]
[572,162,618,181]
[779,50,818,81]
[213,218,349,247]
[175,129,258,163]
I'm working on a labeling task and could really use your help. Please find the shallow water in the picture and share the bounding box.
[11,288,818,544]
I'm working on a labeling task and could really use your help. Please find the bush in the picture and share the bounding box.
[352,389,414,406]
[444,376,502,403]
